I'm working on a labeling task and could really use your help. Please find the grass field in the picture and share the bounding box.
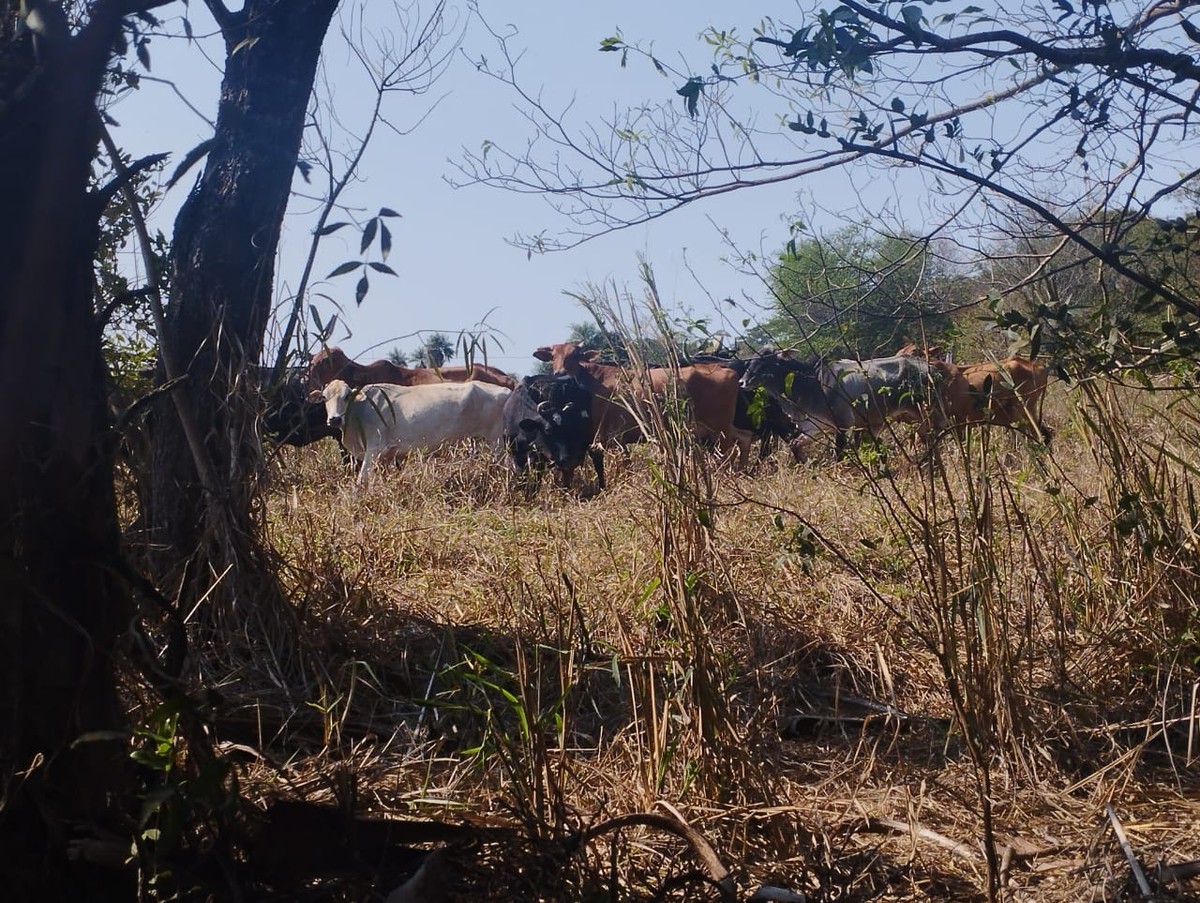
[190,374,1200,901]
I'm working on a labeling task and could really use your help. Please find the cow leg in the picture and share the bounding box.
[588,445,605,492]
[731,427,754,468]
[357,451,374,485]
[834,429,849,461]
[507,439,528,476]
[509,441,543,497]
[787,435,812,464]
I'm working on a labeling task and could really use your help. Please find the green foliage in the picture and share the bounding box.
[92,151,167,396]
[323,206,401,306]
[988,210,1200,372]
[753,224,959,357]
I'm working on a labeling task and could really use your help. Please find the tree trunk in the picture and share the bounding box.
[147,0,339,629]
[0,3,145,897]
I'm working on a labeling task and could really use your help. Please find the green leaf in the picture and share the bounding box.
[652,57,666,76]
[355,274,369,306]
[367,262,397,276]
[327,261,360,278]
[379,222,392,260]
[360,217,378,253]
[316,221,351,237]
[599,36,624,51]
[891,97,905,113]
[136,39,151,71]
[378,207,401,218]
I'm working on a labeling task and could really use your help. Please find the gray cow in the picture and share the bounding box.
[740,349,934,459]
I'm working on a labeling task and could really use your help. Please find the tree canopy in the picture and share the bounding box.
[753,225,962,357]
[461,0,1200,365]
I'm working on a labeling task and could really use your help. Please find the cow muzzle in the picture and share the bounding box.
[327,414,343,428]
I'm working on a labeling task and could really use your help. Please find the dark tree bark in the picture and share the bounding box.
[147,0,339,625]
[0,1,163,896]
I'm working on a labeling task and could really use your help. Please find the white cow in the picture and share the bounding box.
[310,379,512,484]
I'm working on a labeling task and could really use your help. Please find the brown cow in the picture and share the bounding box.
[306,346,515,391]
[956,357,1051,441]
[532,342,753,461]
[897,346,1051,442]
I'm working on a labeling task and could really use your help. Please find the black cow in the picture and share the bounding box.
[503,374,604,492]
[693,356,806,462]
[262,370,343,449]
[741,348,933,459]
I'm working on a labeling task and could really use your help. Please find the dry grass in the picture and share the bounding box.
[175,370,1200,901]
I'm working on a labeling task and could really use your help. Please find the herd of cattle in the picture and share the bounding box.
[268,342,1052,489]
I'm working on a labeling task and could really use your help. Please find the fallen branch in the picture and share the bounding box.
[572,810,734,900]
[860,817,981,863]
[1106,802,1153,898]
[1156,857,1200,887]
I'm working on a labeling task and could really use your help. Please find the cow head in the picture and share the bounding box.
[532,343,600,376]
[306,346,351,391]
[896,343,949,363]
[742,350,821,402]
[312,378,356,428]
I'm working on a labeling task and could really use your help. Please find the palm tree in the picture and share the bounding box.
[417,332,455,368]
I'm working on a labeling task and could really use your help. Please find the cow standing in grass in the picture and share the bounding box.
[310,379,511,484]
[307,346,516,392]
[503,374,604,493]
[532,342,754,463]
[896,345,1052,444]
[741,348,933,459]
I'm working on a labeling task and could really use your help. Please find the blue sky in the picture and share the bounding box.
[113,1,1198,375]
[116,1,865,375]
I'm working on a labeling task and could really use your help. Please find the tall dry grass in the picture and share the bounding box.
[196,322,1200,900]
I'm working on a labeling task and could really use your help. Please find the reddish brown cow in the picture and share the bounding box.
[897,346,1051,441]
[532,342,753,460]
[956,358,1051,440]
[306,346,515,391]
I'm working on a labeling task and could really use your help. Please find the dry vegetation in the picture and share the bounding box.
[159,373,1200,901]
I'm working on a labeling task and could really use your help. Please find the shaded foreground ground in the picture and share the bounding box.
[206,381,1198,901]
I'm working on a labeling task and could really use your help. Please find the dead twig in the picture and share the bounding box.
[860,817,982,863]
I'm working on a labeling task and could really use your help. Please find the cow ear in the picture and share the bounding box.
[532,347,553,362]
[518,418,543,433]
[581,349,600,361]
[307,389,324,403]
